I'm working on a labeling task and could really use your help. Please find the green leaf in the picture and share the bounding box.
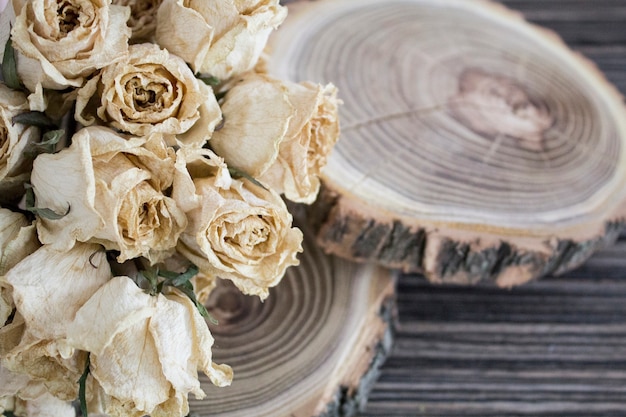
[215,91,228,101]
[12,111,58,130]
[138,269,159,295]
[228,166,269,191]
[25,129,65,157]
[23,185,70,220]
[197,74,220,86]
[160,264,199,287]
[2,35,21,90]
[175,284,213,321]
[77,354,91,417]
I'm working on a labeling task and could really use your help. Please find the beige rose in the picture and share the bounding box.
[76,43,221,147]
[112,0,163,42]
[0,207,40,326]
[66,276,232,417]
[0,84,40,202]
[3,242,109,400]
[0,367,76,417]
[10,0,131,93]
[173,148,303,299]
[211,73,341,204]
[155,0,286,80]
[31,126,187,263]
[10,385,77,417]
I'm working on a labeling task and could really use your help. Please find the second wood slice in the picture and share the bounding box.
[268,0,626,286]
[190,228,395,417]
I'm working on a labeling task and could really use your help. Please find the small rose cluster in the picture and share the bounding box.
[0,1,340,416]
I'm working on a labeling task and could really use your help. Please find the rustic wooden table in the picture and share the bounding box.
[358,1,626,416]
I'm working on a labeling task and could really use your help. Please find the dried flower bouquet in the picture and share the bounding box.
[0,0,340,416]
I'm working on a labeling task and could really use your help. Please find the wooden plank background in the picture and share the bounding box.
[356,1,626,416]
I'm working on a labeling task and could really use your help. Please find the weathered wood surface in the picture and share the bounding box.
[272,0,626,286]
[356,1,626,415]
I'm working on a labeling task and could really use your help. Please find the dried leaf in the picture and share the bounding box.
[12,112,57,130]
[197,74,220,86]
[78,354,90,417]
[228,166,268,191]
[24,185,70,220]
[2,36,21,90]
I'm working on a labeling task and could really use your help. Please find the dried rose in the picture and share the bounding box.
[173,148,303,299]
[112,0,163,42]
[0,207,39,276]
[0,363,29,413]
[76,43,221,147]
[10,0,130,94]
[3,334,88,401]
[155,0,286,80]
[0,207,39,326]
[3,242,109,400]
[4,242,109,343]
[31,126,187,263]
[66,276,232,417]
[211,73,340,204]
[0,84,40,202]
[0,366,77,417]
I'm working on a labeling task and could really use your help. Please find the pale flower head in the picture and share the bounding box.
[31,126,187,263]
[0,207,40,326]
[0,207,40,276]
[0,84,40,202]
[66,276,232,417]
[155,0,287,80]
[211,73,341,204]
[76,43,221,147]
[10,0,131,92]
[112,0,163,42]
[173,147,303,299]
[0,366,76,417]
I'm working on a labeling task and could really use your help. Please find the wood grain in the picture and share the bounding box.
[270,0,626,286]
[190,224,395,417]
[359,237,626,417]
[354,3,626,413]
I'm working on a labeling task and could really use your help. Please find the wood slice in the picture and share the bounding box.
[268,0,626,286]
[189,226,395,417]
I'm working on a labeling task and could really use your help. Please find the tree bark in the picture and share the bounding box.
[189,224,396,417]
[268,0,626,286]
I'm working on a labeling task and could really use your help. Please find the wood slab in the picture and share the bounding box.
[190,222,395,417]
[269,0,626,286]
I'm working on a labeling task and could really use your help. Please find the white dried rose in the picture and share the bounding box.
[0,207,40,327]
[67,276,232,417]
[0,363,30,407]
[0,84,40,202]
[31,126,187,263]
[173,148,303,299]
[0,208,40,276]
[112,0,163,42]
[3,334,88,401]
[2,243,108,400]
[211,73,340,204]
[5,379,76,417]
[10,0,131,92]
[5,242,110,341]
[0,309,24,356]
[76,43,221,147]
[155,0,286,80]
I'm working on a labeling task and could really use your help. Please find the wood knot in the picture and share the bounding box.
[206,281,256,325]
[451,69,553,149]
